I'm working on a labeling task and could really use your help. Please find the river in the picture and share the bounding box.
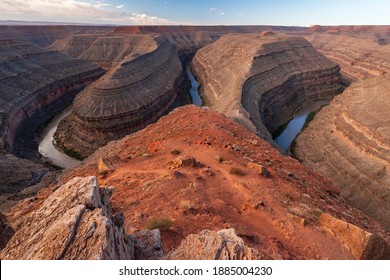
[275,100,329,153]
[38,64,203,168]
[38,107,81,169]
[186,63,203,106]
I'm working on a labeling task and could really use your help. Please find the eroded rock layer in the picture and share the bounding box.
[55,40,189,157]
[192,34,343,142]
[306,33,390,82]
[49,34,158,68]
[295,75,390,229]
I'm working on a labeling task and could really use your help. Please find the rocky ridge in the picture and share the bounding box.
[295,75,390,230]
[5,106,388,259]
[192,34,343,143]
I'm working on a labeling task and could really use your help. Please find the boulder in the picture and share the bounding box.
[318,213,390,259]
[132,229,164,260]
[165,228,258,260]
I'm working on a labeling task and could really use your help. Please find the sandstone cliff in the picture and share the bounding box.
[295,75,390,230]
[9,105,388,259]
[55,40,190,157]
[306,33,390,82]
[192,34,343,143]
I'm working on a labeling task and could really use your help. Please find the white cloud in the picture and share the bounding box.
[237,13,244,16]
[0,0,177,25]
[209,7,224,15]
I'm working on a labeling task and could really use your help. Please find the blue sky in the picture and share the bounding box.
[1,0,389,26]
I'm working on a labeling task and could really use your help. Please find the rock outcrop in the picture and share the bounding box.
[192,34,343,143]
[166,228,258,260]
[55,40,190,157]
[0,176,134,260]
[295,75,390,230]
[319,213,390,259]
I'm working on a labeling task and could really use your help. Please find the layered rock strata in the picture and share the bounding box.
[306,33,390,82]
[0,25,113,47]
[56,40,189,157]
[0,176,134,260]
[49,34,158,69]
[192,34,343,143]
[0,39,105,157]
[295,75,390,229]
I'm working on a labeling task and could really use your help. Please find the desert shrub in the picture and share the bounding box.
[146,217,172,231]
[229,167,246,176]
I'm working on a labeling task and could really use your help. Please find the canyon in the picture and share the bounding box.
[0,25,389,259]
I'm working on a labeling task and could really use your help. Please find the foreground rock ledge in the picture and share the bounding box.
[0,176,134,260]
[165,228,258,260]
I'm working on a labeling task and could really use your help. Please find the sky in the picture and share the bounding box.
[0,0,389,26]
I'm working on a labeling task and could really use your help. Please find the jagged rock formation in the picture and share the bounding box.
[295,75,390,230]
[0,39,105,158]
[21,105,388,260]
[192,34,343,143]
[319,213,390,259]
[306,33,390,82]
[166,228,258,260]
[0,176,134,260]
[55,40,190,157]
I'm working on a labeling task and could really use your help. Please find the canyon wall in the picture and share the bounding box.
[295,75,390,230]
[192,34,343,143]
[49,34,159,69]
[0,39,105,156]
[306,32,390,82]
[55,39,190,157]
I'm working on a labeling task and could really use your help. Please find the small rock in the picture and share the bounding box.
[171,150,181,155]
[254,201,265,209]
[173,171,185,178]
[246,162,270,177]
[215,155,223,163]
[173,156,198,168]
[233,145,241,151]
[98,157,115,175]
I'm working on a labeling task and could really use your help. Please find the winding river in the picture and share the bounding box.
[275,100,329,153]
[38,64,203,168]
[38,107,80,169]
[186,63,203,106]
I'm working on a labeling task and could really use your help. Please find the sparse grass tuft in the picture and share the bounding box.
[229,167,246,176]
[146,217,172,231]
